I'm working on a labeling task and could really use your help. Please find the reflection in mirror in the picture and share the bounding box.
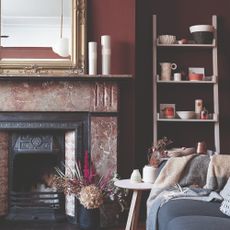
[0,0,87,75]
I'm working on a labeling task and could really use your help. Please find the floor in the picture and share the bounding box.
[0,221,146,230]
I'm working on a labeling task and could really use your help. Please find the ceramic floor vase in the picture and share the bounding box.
[79,204,100,230]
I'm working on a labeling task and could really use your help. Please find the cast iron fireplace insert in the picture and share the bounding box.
[0,112,90,222]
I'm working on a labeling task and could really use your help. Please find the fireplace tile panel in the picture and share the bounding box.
[0,132,9,215]
[91,117,117,176]
[65,131,77,218]
[0,81,118,112]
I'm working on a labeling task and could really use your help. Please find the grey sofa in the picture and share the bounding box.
[157,199,230,230]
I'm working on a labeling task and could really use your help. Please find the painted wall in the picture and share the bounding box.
[88,0,136,177]
[88,0,135,74]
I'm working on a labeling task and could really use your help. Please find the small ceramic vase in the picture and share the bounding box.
[130,169,142,183]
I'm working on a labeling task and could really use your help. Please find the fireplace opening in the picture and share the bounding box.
[8,132,66,221]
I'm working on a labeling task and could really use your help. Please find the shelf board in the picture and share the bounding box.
[157,118,217,122]
[157,39,216,48]
[157,113,218,122]
[156,75,217,84]
[0,74,133,81]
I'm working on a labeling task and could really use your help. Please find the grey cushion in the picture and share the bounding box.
[166,216,230,230]
[158,199,229,230]
[220,193,230,216]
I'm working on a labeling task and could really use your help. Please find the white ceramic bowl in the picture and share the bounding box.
[189,25,214,33]
[177,111,196,119]
[158,35,176,44]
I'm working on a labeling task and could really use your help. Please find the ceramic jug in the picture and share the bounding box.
[160,62,177,81]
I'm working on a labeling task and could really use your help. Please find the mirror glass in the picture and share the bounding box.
[0,0,86,74]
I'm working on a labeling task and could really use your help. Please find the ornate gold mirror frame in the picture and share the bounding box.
[0,0,87,75]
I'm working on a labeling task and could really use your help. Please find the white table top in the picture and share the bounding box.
[114,179,153,191]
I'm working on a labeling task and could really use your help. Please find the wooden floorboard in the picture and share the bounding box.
[0,220,146,230]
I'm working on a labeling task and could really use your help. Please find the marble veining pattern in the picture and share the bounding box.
[65,131,76,218]
[91,117,117,176]
[0,81,118,112]
[91,82,118,112]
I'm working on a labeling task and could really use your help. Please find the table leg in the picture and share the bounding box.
[125,190,142,230]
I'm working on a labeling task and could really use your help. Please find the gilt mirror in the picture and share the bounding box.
[0,0,86,75]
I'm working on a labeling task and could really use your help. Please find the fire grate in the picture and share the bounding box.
[10,191,64,209]
[8,191,66,221]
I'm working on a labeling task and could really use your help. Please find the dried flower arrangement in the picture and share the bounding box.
[148,137,173,167]
[52,151,128,210]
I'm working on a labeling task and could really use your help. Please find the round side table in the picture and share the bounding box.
[114,179,152,230]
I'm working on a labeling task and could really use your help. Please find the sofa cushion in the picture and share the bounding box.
[166,216,230,230]
[158,199,228,230]
[219,177,230,216]
[220,193,230,216]
[220,177,230,200]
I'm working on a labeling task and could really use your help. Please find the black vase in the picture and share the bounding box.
[79,204,100,230]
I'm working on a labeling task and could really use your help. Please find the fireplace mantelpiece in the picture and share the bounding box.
[0,75,131,220]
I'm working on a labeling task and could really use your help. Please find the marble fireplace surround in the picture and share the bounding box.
[0,77,119,217]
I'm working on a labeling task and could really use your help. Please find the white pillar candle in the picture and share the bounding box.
[142,165,157,183]
[101,35,111,75]
[88,42,97,75]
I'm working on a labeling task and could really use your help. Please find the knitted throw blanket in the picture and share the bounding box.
[147,154,197,214]
[205,154,230,191]
[146,154,212,230]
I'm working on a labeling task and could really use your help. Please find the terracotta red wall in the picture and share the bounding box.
[88,0,135,74]
[0,47,65,59]
[88,0,136,177]
[136,0,230,168]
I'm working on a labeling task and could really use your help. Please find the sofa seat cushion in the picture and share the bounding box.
[166,216,230,230]
[158,199,229,230]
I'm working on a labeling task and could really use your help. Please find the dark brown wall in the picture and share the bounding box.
[136,0,230,169]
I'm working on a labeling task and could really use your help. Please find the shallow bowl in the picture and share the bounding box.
[177,111,196,119]
[189,25,214,33]
[158,35,176,44]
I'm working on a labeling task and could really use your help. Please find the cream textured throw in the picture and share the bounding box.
[205,154,230,191]
[147,154,196,213]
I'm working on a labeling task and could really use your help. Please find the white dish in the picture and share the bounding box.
[177,111,196,119]
[189,25,214,33]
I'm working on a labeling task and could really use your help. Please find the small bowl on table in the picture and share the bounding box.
[177,111,196,119]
